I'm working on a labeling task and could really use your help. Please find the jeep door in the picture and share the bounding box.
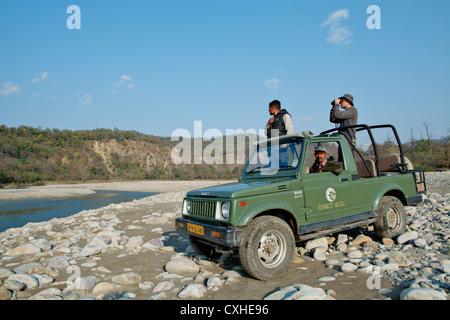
[301,140,364,224]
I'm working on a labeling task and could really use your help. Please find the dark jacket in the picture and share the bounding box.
[267,109,291,139]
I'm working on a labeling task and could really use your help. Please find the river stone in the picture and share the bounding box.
[351,235,373,245]
[264,284,334,300]
[84,237,109,252]
[347,250,363,259]
[8,274,39,289]
[0,288,11,300]
[143,238,165,250]
[313,247,327,261]
[286,285,335,300]
[30,239,52,251]
[47,256,70,269]
[73,276,98,291]
[13,262,42,274]
[414,238,427,248]
[78,246,102,257]
[341,263,358,272]
[400,288,448,300]
[34,274,54,286]
[305,237,328,251]
[380,263,400,272]
[336,234,348,244]
[165,258,200,275]
[177,284,206,299]
[388,251,411,267]
[206,276,223,288]
[27,288,63,300]
[5,243,41,256]
[318,276,336,282]
[97,231,120,247]
[441,261,450,274]
[4,279,27,291]
[125,236,144,250]
[0,268,14,279]
[111,272,142,285]
[397,231,419,244]
[152,280,174,293]
[221,270,243,279]
[92,282,117,296]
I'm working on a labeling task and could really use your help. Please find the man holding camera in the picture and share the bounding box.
[330,94,358,145]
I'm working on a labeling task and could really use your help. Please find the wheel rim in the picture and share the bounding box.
[386,204,403,232]
[257,230,286,268]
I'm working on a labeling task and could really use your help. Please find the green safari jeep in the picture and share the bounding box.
[175,124,426,280]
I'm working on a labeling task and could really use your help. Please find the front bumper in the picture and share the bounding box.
[175,217,244,247]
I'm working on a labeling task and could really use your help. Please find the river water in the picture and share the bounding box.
[0,190,156,233]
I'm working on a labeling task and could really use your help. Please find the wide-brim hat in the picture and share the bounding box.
[339,94,354,106]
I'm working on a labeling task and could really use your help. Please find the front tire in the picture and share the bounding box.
[239,216,295,280]
[374,196,406,239]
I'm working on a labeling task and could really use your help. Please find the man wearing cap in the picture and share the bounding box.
[330,94,358,145]
[265,100,293,139]
[310,145,341,173]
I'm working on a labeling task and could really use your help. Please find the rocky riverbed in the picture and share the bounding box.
[0,173,449,300]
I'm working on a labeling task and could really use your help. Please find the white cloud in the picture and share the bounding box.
[321,9,352,45]
[32,71,49,84]
[321,9,350,27]
[264,78,280,89]
[327,26,352,45]
[0,81,21,96]
[114,74,134,89]
[79,93,93,105]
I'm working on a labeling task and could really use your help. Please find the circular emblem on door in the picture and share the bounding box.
[326,188,336,202]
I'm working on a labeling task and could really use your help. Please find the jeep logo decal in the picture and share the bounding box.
[326,188,336,202]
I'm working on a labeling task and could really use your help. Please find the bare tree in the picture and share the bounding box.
[423,122,432,155]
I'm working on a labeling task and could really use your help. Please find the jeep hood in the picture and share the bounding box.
[186,178,293,199]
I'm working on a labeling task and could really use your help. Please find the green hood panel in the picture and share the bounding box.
[186,179,293,199]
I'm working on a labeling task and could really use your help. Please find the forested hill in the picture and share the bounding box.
[1,125,448,186]
[0,125,249,185]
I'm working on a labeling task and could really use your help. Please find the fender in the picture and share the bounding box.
[236,199,296,227]
[371,182,406,214]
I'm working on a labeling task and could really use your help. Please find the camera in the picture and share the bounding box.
[331,100,335,106]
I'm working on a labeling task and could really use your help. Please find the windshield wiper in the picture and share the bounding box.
[245,166,265,174]
[278,165,295,170]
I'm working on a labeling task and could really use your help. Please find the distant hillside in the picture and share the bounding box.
[1,124,448,186]
[0,125,257,185]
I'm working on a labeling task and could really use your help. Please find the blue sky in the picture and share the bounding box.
[1,0,449,144]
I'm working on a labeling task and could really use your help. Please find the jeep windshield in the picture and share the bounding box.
[244,140,302,176]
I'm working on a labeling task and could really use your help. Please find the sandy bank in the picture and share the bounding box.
[0,180,233,201]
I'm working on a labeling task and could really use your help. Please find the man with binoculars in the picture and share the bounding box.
[329,94,358,145]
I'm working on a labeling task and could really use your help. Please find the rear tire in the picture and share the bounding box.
[239,216,295,280]
[374,196,406,239]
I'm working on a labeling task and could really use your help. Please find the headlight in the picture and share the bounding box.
[221,201,230,219]
[184,199,191,214]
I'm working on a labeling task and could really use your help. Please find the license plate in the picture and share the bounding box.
[187,223,204,236]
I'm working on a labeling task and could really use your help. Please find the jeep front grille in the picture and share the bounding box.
[191,200,216,218]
